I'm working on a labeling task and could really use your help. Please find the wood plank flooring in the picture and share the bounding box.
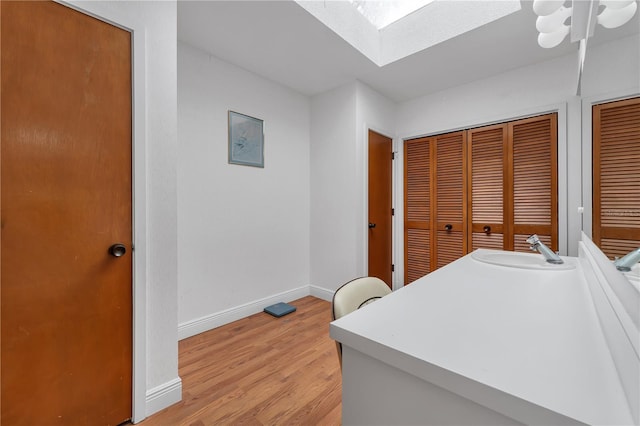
[141,296,342,425]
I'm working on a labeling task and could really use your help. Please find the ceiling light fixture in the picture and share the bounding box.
[533,0,637,48]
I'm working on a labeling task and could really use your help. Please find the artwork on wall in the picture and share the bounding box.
[228,110,264,168]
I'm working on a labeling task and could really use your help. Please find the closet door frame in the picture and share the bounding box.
[398,104,569,285]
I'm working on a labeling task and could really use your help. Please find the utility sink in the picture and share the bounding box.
[471,249,576,270]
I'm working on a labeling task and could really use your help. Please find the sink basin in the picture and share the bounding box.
[471,249,576,270]
[623,263,640,288]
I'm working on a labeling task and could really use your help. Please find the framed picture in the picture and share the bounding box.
[228,110,264,168]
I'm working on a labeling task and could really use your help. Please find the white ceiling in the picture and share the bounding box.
[177,0,640,103]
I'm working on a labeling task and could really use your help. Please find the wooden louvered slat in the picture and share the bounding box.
[601,217,640,228]
[405,139,431,223]
[472,232,503,251]
[404,137,432,284]
[600,228,640,241]
[513,120,551,225]
[593,97,640,258]
[602,104,640,119]
[470,126,504,223]
[600,238,640,260]
[436,132,465,224]
[510,114,558,251]
[406,228,430,283]
[436,230,463,269]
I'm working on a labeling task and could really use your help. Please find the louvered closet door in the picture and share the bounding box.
[510,114,558,252]
[468,124,507,251]
[593,97,640,259]
[434,131,467,269]
[404,137,432,284]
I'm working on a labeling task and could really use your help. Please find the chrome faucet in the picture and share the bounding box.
[614,247,640,272]
[526,234,564,264]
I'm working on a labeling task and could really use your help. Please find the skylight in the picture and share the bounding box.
[296,0,522,66]
[349,0,435,29]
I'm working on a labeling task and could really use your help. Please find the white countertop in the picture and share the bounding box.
[330,249,634,425]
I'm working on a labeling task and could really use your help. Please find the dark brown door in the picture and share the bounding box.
[1,2,133,425]
[510,114,558,252]
[433,131,467,269]
[403,131,468,282]
[467,114,558,253]
[467,124,507,252]
[593,97,640,258]
[404,137,432,284]
[368,130,393,288]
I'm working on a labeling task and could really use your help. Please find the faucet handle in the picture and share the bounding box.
[526,234,540,245]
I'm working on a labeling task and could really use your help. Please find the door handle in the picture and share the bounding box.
[369,223,376,229]
[483,225,491,234]
[444,224,453,231]
[109,243,127,257]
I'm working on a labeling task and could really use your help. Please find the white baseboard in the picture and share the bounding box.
[145,377,182,418]
[310,284,334,302]
[178,285,310,340]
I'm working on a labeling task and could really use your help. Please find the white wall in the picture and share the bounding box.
[309,81,396,293]
[395,35,639,136]
[310,83,358,292]
[67,0,179,421]
[581,35,640,97]
[395,34,639,265]
[355,82,397,282]
[177,42,311,337]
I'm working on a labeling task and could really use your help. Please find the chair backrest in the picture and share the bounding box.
[332,276,391,321]
[331,276,391,367]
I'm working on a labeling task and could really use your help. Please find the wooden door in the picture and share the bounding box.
[1,2,133,425]
[434,131,467,269]
[404,137,432,284]
[509,114,558,252]
[467,124,507,251]
[368,130,393,288]
[403,131,467,284]
[467,114,558,253]
[593,97,640,258]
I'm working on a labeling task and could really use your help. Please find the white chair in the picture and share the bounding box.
[331,276,391,366]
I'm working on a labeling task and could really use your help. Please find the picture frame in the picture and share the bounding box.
[228,110,264,168]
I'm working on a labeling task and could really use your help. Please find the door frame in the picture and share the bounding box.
[59,1,148,422]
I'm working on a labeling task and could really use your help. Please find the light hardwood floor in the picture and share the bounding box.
[141,296,342,425]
